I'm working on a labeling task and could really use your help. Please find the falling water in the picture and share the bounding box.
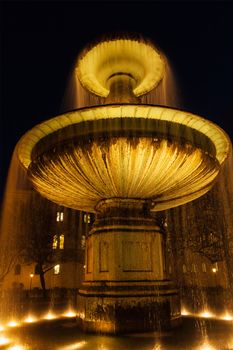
[62,50,180,111]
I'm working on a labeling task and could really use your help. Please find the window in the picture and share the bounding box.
[52,234,64,249]
[191,264,197,273]
[52,235,58,249]
[182,264,187,273]
[212,262,218,271]
[84,213,91,223]
[168,265,172,274]
[56,211,64,222]
[81,235,86,249]
[54,264,60,275]
[59,234,64,249]
[14,264,21,275]
[202,263,207,272]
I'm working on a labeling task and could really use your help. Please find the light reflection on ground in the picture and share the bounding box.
[58,341,87,350]
[0,317,232,350]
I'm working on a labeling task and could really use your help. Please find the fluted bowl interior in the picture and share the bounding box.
[17,104,230,212]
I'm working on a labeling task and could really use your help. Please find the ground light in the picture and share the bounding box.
[1,307,232,330]
[221,313,233,321]
[43,311,57,320]
[181,307,192,316]
[7,320,20,328]
[199,339,217,350]
[24,315,37,323]
[199,311,214,319]
[8,345,26,350]
[0,335,11,346]
[63,310,77,318]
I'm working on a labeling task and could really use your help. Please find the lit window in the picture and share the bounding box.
[213,262,218,271]
[14,264,21,275]
[191,264,197,273]
[202,263,207,272]
[81,235,86,249]
[52,234,64,249]
[182,264,187,273]
[54,264,60,275]
[59,234,64,249]
[52,235,58,249]
[84,213,91,223]
[56,211,64,222]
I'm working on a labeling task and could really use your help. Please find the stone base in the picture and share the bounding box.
[77,280,181,334]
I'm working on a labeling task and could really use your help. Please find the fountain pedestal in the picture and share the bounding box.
[77,199,181,334]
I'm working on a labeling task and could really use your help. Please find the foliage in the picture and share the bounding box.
[20,190,58,297]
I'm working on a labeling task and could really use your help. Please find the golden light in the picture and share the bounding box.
[8,345,25,350]
[221,312,233,321]
[181,307,190,316]
[24,315,37,323]
[198,340,216,350]
[63,310,77,318]
[54,264,60,275]
[212,267,217,273]
[7,320,19,327]
[199,311,214,319]
[152,344,163,350]
[0,335,11,346]
[44,311,56,320]
[76,39,165,98]
[30,273,34,278]
[17,103,230,214]
[0,324,5,332]
[59,341,87,350]
[17,105,230,172]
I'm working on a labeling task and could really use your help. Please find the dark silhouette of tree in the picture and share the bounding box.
[20,190,58,298]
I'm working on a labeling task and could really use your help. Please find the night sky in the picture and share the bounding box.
[1,1,233,199]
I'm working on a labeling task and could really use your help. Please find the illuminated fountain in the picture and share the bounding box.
[16,37,230,333]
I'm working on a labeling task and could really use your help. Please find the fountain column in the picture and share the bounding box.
[77,199,181,333]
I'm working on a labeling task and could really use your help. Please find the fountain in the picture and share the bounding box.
[13,36,231,334]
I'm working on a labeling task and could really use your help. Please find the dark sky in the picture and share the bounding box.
[1,1,233,198]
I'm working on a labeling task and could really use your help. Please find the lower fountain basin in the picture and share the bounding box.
[2,316,233,350]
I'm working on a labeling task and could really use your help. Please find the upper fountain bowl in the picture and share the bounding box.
[76,38,165,98]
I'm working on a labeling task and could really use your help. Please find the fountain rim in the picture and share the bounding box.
[17,103,231,170]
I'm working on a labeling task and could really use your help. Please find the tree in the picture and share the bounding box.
[20,190,58,298]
